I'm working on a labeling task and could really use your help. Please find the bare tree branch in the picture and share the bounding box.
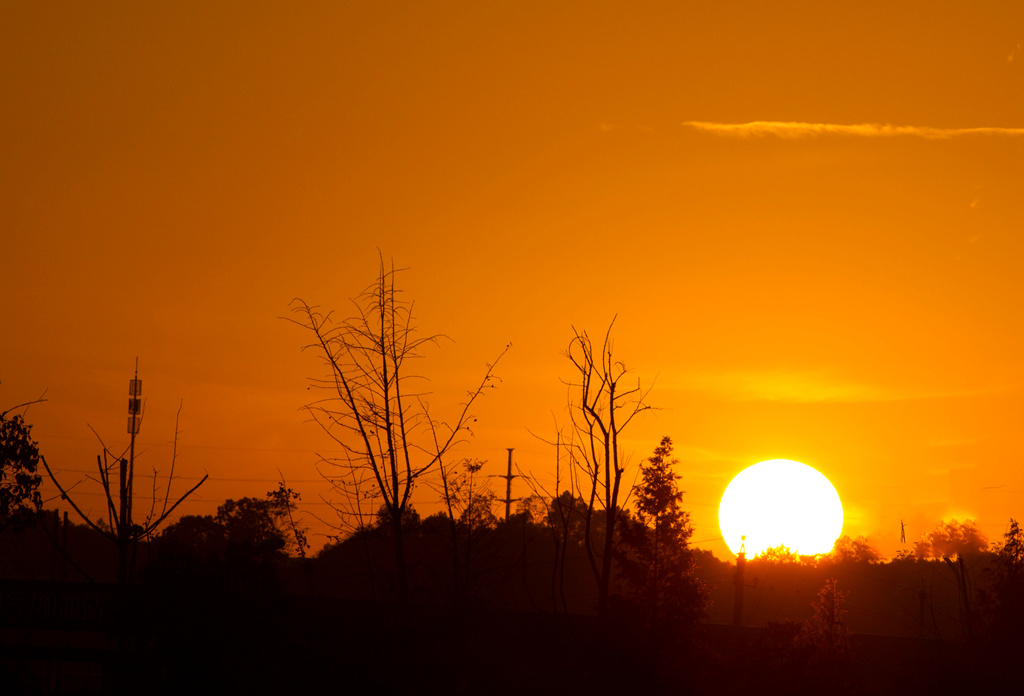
[561,319,652,616]
[284,258,509,603]
[44,387,206,585]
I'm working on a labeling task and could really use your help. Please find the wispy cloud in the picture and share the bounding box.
[680,121,1024,139]
[677,369,893,403]
[671,369,1005,404]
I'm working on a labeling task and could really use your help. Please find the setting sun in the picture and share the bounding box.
[719,459,844,557]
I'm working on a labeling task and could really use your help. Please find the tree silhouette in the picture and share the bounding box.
[216,496,287,554]
[156,513,228,563]
[758,544,799,564]
[562,319,651,615]
[515,494,549,526]
[992,518,1024,589]
[518,430,591,614]
[0,405,43,532]
[286,258,507,603]
[267,480,309,558]
[913,518,988,559]
[432,457,497,601]
[828,535,882,564]
[42,392,206,585]
[148,485,307,599]
[799,577,850,657]
[617,436,705,629]
[981,518,1024,650]
[206,483,308,558]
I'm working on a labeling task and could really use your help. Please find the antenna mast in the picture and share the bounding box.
[120,360,142,585]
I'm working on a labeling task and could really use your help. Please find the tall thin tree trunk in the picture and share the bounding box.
[393,510,408,604]
[598,505,615,615]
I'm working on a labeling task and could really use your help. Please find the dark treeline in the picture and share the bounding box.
[3,495,1024,694]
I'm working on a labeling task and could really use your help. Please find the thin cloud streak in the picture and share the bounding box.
[681,121,1024,139]
[668,369,1009,404]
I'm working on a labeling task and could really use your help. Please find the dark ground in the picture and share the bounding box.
[1,580,1006,696]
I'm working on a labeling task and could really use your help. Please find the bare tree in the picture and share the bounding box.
[432,455,498,602]
[269,475,310,559]
[42,394,207,586]
[563,320,651,615]
[286,259,508,603]
[520,430,587,615]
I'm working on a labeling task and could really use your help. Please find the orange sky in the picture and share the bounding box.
[3,1,1022,560]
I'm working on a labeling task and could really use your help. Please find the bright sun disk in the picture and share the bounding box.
[718,459,843,557]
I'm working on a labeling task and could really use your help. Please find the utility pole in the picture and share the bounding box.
[732,547,747,627]
[498,448,519,521]
[732,536,757,628]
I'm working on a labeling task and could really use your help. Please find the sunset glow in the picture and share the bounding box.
[4,5,1024,690]
[1,1,1022,563]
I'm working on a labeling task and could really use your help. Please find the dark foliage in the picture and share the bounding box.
[827,535,883,564]
[978,518,1024,658]
[4,504,1024,694]
[913,518,988,559]
[0,412,43,532]
[798,577,850,658]
[373,502,422,535]
[146,485,305,597]
[216,497,286,554]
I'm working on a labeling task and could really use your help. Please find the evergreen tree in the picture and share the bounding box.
[799,577,850,657]
[617,436,705,628]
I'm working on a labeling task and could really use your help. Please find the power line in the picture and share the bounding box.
[44,468,325,484]
[33,433,350,455]
[43,489,341,507]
